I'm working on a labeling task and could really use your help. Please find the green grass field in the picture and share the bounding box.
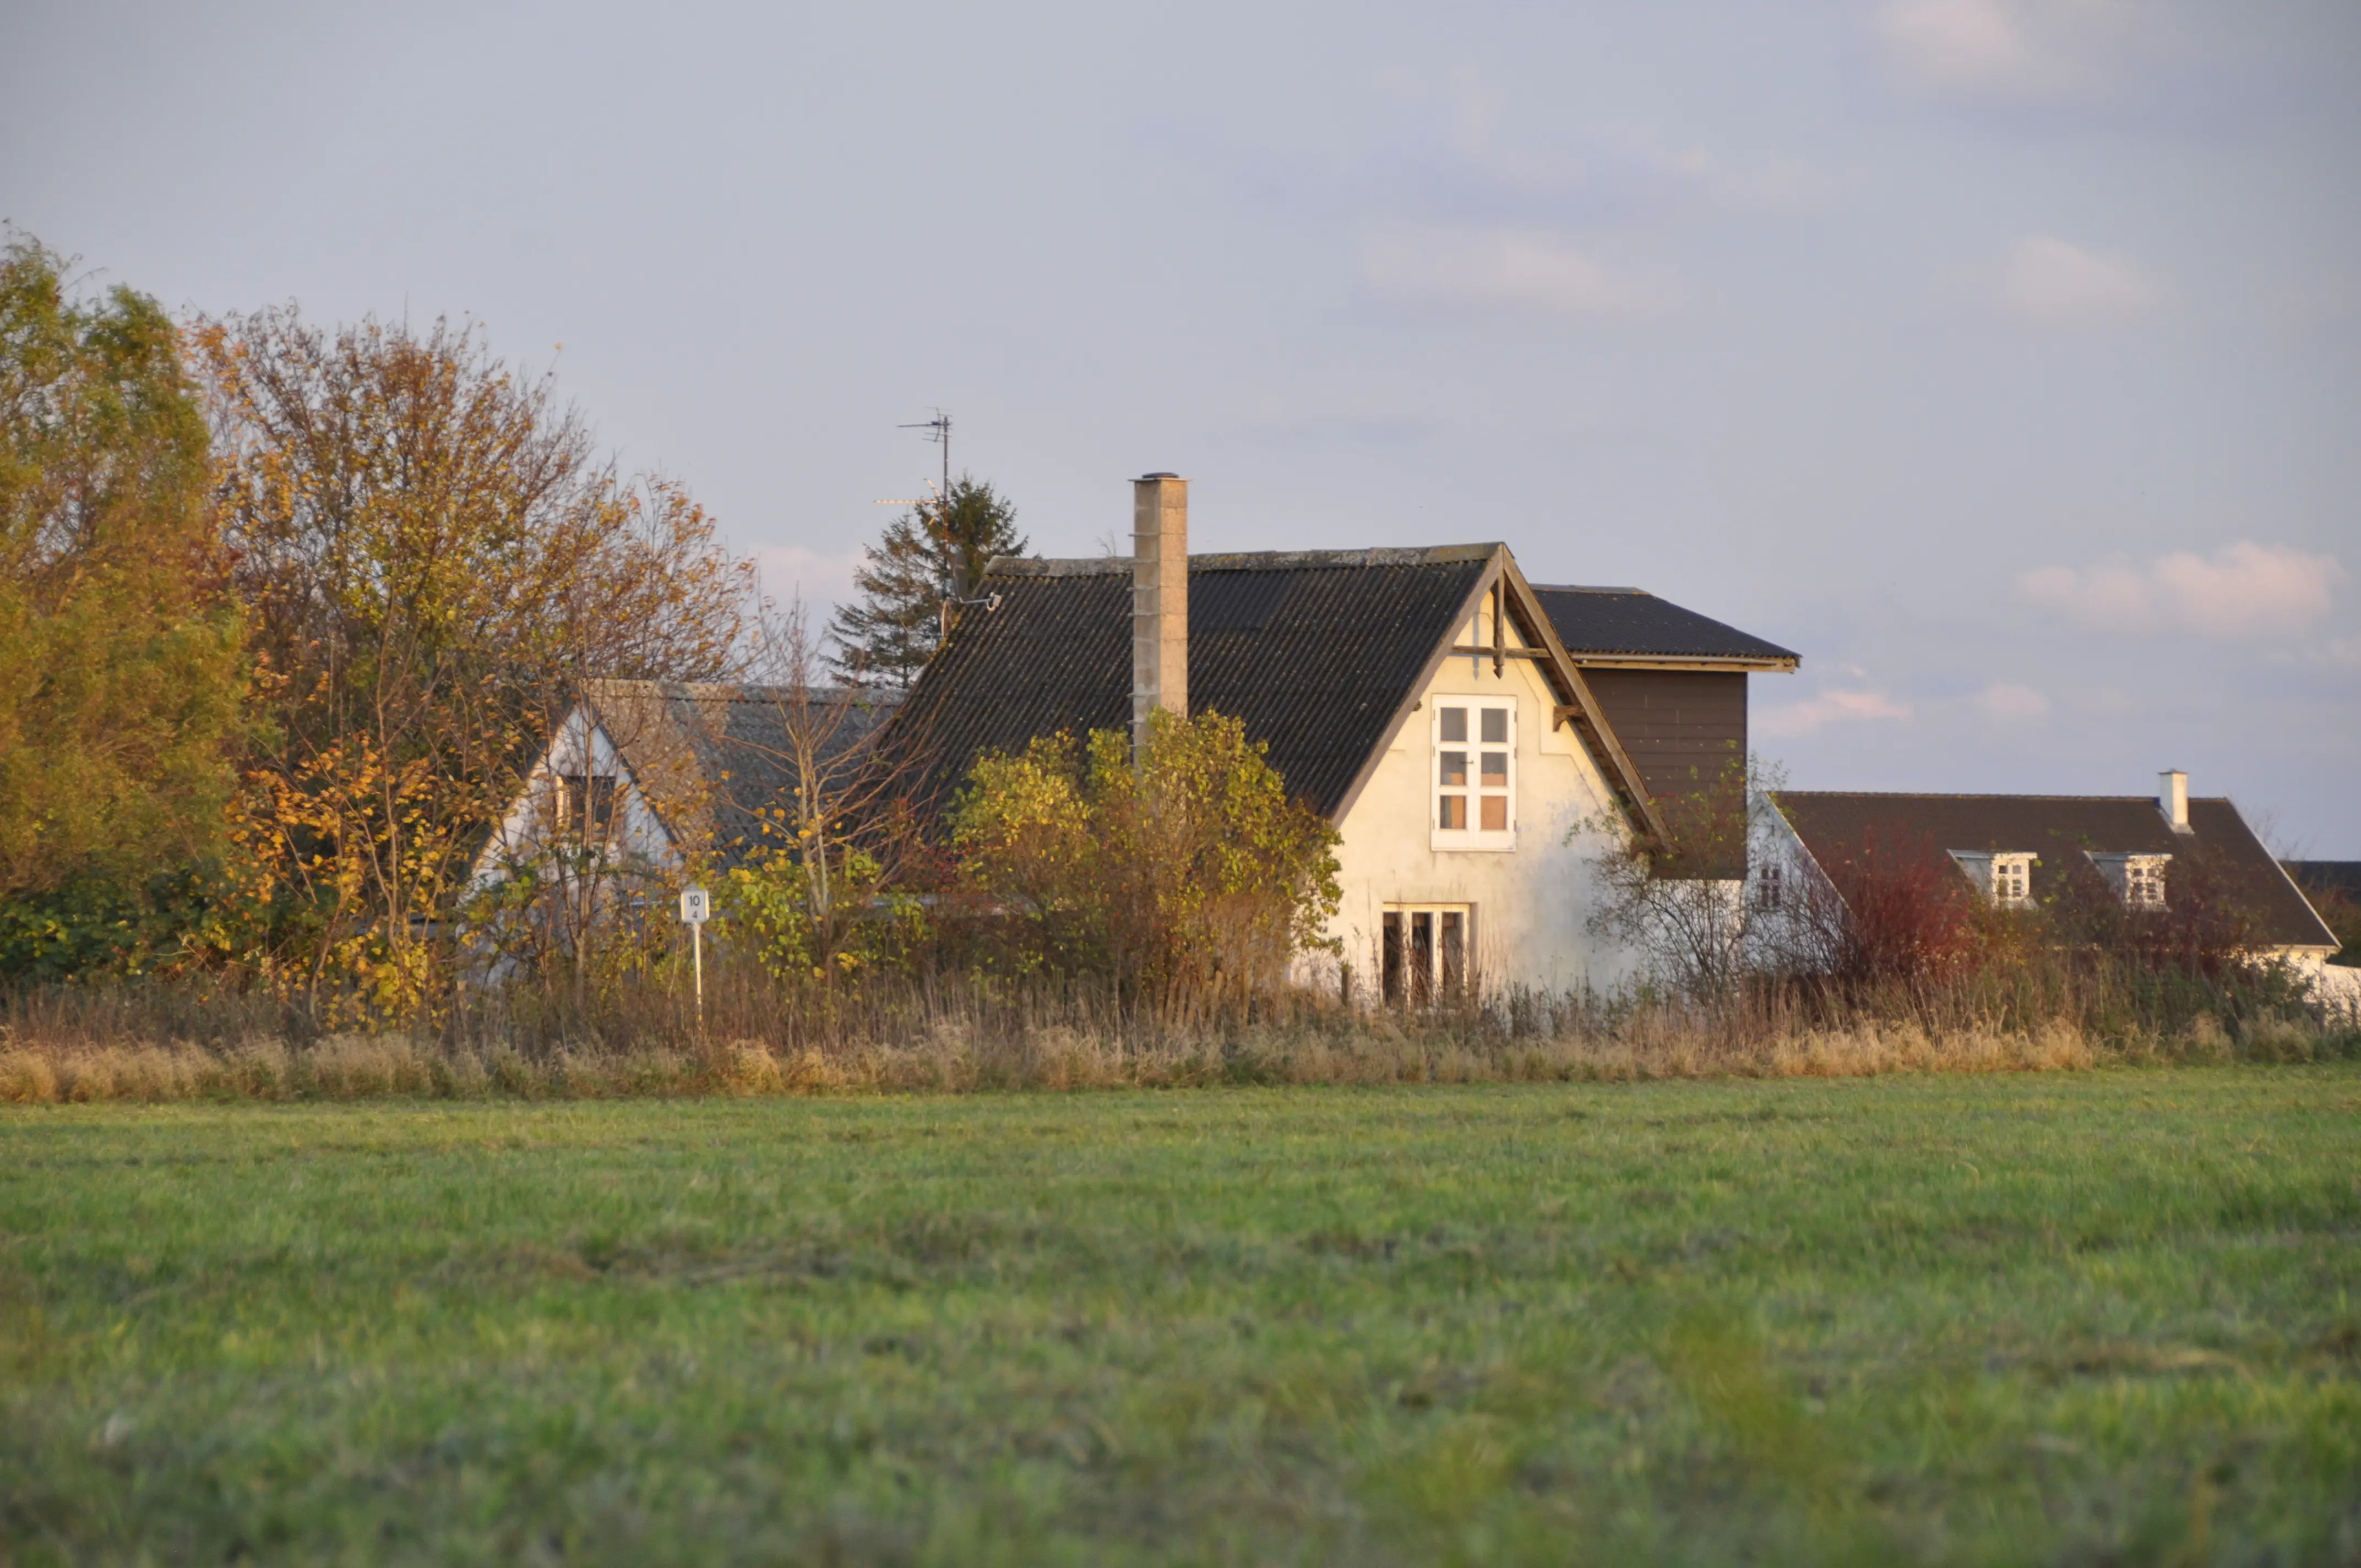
[4,1069,2358,1565]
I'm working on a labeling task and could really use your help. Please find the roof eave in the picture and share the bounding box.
[1571,653,1800,673]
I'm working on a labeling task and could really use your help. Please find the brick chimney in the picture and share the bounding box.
[1132,472,1188,756]
[2158,769,2191,834]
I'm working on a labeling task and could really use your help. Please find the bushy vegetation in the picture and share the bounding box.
[1,230,2344,1078]
[948,709,1342,1024]
[0,232,749,1016]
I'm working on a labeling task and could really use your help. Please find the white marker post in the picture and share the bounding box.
[679,885,710,1034]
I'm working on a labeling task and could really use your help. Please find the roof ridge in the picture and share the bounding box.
[583,678,900,705]
[988,544,1502,578]
[1771,790,2211,803]
[1532,583,1649,595]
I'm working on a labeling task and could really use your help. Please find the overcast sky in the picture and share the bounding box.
[7,0,2357,850]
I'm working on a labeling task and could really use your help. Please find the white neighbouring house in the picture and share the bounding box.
[467,680,897,957]
[1752,778,2352,1011]
[872,473,1799,999]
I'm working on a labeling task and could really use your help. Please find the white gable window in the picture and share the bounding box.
[1950,850,2035,908]
[561,772,618,841]
[2088,852,2169,910]
[1432,699,1514,851]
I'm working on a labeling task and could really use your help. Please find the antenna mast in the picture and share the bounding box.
[898,409,959,635]
[899,409,951,507]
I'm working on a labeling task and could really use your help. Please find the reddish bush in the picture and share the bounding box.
[1786,828,1983,987]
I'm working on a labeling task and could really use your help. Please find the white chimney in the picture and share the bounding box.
[1132,473,1188,756]
[2158,769,2191,834]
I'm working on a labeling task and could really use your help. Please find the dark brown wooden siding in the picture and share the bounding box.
[1580,669,1748,876]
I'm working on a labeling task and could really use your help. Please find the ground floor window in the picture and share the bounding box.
[1382,904,1471,1004]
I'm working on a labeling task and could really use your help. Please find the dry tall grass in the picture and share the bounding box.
[2,967,2347,1105]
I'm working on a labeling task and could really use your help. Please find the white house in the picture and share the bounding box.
[1751,777,2347,1003]
[469,679,897,925]
[873,473,1798,998]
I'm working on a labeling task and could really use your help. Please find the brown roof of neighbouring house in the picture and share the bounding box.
[878,547,1498,821]
[2287,861,2361,902]
[1769,791,2337,950]
[1534,586,1799,667]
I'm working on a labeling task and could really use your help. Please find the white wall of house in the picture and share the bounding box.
[1323,610,1649,998]
[469,704,679,890]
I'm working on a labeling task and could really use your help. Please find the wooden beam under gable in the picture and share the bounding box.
[1492,558,1672,848]
[1322,545,1668,846]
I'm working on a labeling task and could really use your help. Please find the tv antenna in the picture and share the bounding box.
[899,409,952,503]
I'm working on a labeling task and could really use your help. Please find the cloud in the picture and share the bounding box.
[1973,682,2050,721]
[1371,63,1500,154]
[1757,688,1913,739]
[2017,540,2348,639]
[754,544,864,613]
[1995,236,2162,324]
[1362,226,1672,319]
[1874,0,2128,99]
[1879,0,2036,91]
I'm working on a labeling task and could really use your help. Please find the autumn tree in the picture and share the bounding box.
[0,235,246,978]
[828,475,1025,687]
[191,308,753,1019]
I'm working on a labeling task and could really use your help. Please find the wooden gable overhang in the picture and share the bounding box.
[1330,544,1672,847]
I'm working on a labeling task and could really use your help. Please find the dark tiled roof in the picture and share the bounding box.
[587,680,899,867]
[1534,585,1798,665]
[1770,791,2336,950]
[2287,861,2361,901]
[880,548,1495,821]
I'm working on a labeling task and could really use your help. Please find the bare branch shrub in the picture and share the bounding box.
[1582,754,1781,1001]
[721,603,925,996]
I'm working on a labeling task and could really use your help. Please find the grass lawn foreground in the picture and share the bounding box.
[3,1068,2359,1565]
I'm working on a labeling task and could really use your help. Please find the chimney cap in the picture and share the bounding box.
[1138,471,1180,481]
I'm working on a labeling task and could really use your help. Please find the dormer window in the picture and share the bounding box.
[1432,700,1515,850]
[1950,850,2035,908]
[2087,851,2169,910]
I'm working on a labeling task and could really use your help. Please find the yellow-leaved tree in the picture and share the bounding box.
[191,309,753,1022]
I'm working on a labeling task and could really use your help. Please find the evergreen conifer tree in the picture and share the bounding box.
[828,476,1026,687]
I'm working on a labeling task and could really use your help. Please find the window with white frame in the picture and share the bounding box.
[1988,853,2033,908]
[1381,904,1471,1004]
[1432,699,1514,850]
[1950,850,2035,908]
[2087,851,2169,910]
